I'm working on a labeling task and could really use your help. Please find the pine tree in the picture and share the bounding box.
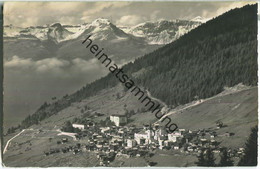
[195,150,206,166]
[204,148,215,166]
[238,126,258,166]
[219,148,233,166]
[7,128,11,134]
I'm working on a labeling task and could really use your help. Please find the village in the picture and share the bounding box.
[43,114,245,166]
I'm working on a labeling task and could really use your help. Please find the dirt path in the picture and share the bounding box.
[3,129,26,154]
[146,90,167,108]
[146,90,169,114]
[3,128,60,154]
[146,86,255,124]
[163,86,256,119]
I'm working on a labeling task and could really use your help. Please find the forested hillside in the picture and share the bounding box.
[126,4,257,105]
[18,4,257,129]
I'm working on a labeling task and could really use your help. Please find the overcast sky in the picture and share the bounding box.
[4,1,256,27]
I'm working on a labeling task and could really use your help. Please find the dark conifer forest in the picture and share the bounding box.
[18,4,257,129]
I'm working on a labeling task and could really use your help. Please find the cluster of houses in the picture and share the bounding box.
[44,114,243,166]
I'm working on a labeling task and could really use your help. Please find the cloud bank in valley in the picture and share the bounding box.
[4,55,108,78]
[3,55,109,130]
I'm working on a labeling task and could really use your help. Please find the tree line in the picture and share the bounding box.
[196,126,257,166]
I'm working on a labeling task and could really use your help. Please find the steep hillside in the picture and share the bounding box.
[12,4,257,131]
[168,86,258,148]
[3,18,161,131]
[75,4,257,106]
[126,4,257,105]
[2,84,257,167]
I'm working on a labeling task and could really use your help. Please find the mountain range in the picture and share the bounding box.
[15,4,257,129]
[4,18,201,44]
[4,18,201,63]
[2,4,258,167]
[122,19,200,44]
[3,17,202,130]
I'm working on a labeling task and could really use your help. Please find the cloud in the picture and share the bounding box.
[81,2,131,16]
[4,2,86,27]
[3,1,256,27]
[4,55,33,68]
[117,15,147,26]
[150,10,161,21]
[70,58,107,74]
[80,2,132,23]
[35,58,70,73]
[3,56,109,125]
[4,1,256,27]
[215,2,256,17]
[201,1,256,18]
[4,55,108,79]
[4,2,131,27]
[4,56,69,76]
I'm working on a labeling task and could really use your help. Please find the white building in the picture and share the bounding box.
[159,139,164,149]
[168,134,177,142]
[110,114,127,126]
[179,129,186,133]
[127,139,137,148]
[154,128,167,140]
[100,127,110,133]
[72,124,85,130]
[168,131,183,142]
[174,145,180,150]
[134,130,153,144]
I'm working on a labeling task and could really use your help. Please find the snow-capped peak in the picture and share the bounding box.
[191,16,208,23]
[91,18,111,26]
[4,17,203,45]
[47,23,73,43]
[122,19,202,45]
[50,23,63,29]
